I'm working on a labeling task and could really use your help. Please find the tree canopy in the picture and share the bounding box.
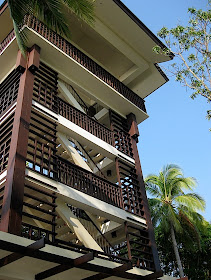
[155,221,211,279]
[145,164,206,278]
[153,2,211,122]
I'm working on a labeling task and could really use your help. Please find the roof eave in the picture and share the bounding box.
[112,0,174,60]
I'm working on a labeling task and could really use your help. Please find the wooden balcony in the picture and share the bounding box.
[26,111,122,209]
[57,98,114,146]
[26,155,123,209]
[0,15,146,113]
[32,61,133,157]
[58,157,123,208]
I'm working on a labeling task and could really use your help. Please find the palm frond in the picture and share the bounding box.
[61,0,95,25]
[178,207,207,250]
[145,174,165,198]
[8,0,32,23]
[174,193,205,212]
[32,0,70,37]
[13,20,28,56]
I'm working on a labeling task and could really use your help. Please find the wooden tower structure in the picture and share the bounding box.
[0,1,173,279]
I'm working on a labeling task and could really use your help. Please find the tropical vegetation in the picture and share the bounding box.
[145,164,206,278]
[153,2,211,122]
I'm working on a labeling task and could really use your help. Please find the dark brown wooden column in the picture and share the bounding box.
[127,113,160,272]
[0,45,40,235]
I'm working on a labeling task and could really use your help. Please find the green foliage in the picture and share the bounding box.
[154,2,211,120]
[7,0,95,55]
[155,221,211,279]
[145,164,205,233]
[145,164,207,276]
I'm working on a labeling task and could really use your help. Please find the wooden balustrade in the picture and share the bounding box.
[22,183,57,242]
[12,15,146,112]
[0,69,21,116]
[58,97,114,146]
[0,112,15,174]
[58,157,123,208]
[0,29,15,53]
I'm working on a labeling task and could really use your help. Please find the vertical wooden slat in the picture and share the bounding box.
[127,113,160,272]
[0,45,40,235]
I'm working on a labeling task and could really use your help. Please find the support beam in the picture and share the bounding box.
[0,238,45,268]
[82,262,133,280]
[100,220,121,235]
[127,113,160,272]
[0,45,40,235]
[94,108,108,122]
[119,65,141,85]
[0,238,159,280]
[93,158,113,174]
[57,132,92,172]
[143,270,163,280]
[56,199,103,251]
[35,252,94,280]
[58,80,85,113]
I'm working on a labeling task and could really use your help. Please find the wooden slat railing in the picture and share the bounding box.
[0,15,146,112]
[58,156,123,208]
[58,97,114,146]
[0,29,15,54]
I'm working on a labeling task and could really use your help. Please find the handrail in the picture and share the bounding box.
[0,29,15,53]
[57,97,114,146]
[57,156,123,208]
[0,14,147,112]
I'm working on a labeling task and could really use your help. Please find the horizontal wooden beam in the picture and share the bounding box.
[35,252,94,280]
[0,239,157,280]
[0,238,45,267]
[143,270,163,280]
[82,262,133,280]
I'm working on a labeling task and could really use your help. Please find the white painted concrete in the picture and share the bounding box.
[32,101,135,166]
[0,170,7,182]
[57,199,103,251]
[25,169,146,227]
[58,80,85,113]
[94,108,108,121]
[57,132,92,172]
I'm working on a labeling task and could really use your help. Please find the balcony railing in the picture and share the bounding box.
[0,29,15,54]
[57,97,114,146]
[0,15,146,112]
[26,155,123,209]
[58,157,123,208]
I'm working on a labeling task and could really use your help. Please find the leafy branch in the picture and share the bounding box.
[153,3,211,122]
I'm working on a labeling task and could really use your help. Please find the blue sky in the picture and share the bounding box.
[1,0,210,221]
[121,0,211,221]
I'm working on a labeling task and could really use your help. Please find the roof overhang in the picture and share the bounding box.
[95,0,173,64]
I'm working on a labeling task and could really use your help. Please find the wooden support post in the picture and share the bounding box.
[124,222,132,261]
[0,45,40,235]
[127,113,160,272]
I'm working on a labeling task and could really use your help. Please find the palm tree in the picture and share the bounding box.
[145,164,206,278]
[7,0,95,54]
